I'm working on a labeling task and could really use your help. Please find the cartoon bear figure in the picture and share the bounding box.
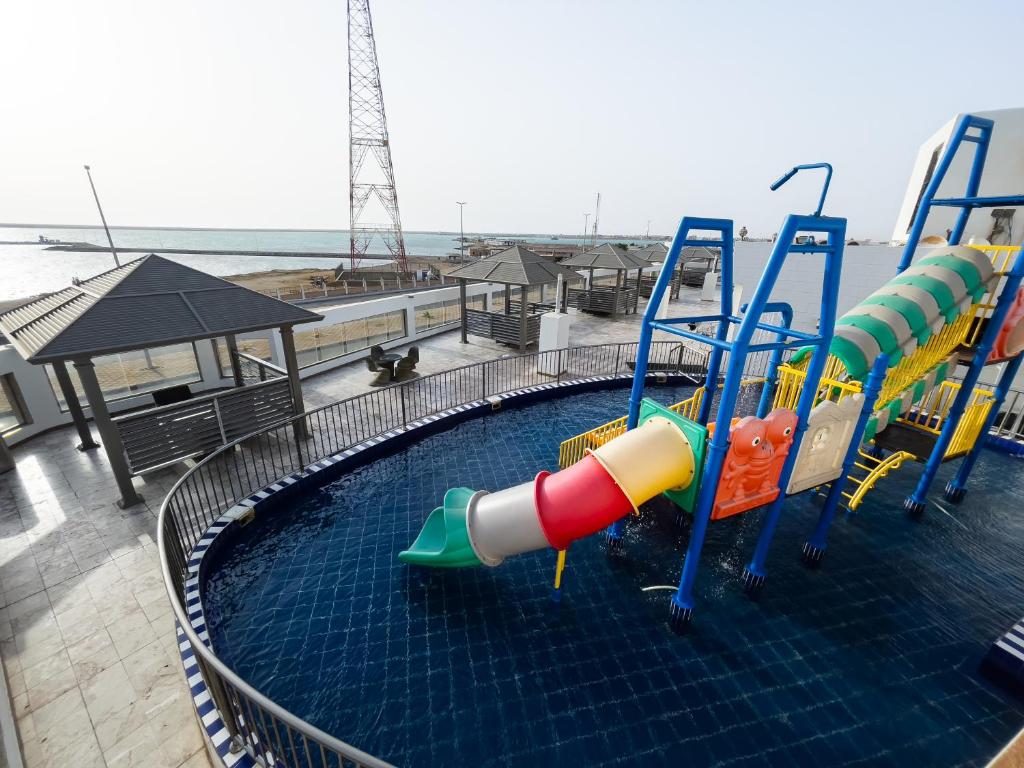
[711,408,798,520]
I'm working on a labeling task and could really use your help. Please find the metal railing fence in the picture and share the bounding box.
[158,340,715,768]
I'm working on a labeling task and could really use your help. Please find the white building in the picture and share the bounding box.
[891,107,1024,246]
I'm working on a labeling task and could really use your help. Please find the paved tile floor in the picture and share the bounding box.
[0,298,699,768]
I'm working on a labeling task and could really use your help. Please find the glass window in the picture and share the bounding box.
[214,336,274,377]
[47,342,202,409]
[296,309,407,368]
[414,295,484,332]
[0,374,30,434]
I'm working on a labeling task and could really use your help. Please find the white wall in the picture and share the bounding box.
[891,108,1024,246]
[0,283,504,447]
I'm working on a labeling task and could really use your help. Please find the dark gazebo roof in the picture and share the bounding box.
[560,243,652,270]
[631,243,669,261]
[0,254,322,363]
[447,245,583,286]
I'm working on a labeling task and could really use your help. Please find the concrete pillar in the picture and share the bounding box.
[278,326,309,441]
[634,268,644,314]
[224,335,245,387]
[504,284,511,315]
[459,280,468,344]
[52,359,98,451]
[519,285,529,352]
[73,358,143,507]
[612,270,622,317]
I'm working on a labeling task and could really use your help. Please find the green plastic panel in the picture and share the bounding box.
[838,315,903,366]
[918,253,983,294]
[862,416,878,444]
[892,273,958,319]
[639,397,708,515]
[860,294,931,343]
[911,378,926,404]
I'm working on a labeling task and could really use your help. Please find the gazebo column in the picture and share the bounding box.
[224,334,245,386]
[518,286,529,352]
[73,358,143,508]
[612,270,622,317]
[278,326,309,442]
[504,285,511,315]
[634,267,644,314]
[53,360,98,451]
[459,280,468,344]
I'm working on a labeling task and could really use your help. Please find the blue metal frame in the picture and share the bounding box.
[802,353,889,564]
[740,216,846,594]
[897,114,1024,274]
[945,353,1024,502]
[770,163,834,217]
[745,301,794,418]
[893,113,1024,513]
[615,211,847,627]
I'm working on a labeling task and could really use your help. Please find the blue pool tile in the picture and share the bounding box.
[202,385,1024,766]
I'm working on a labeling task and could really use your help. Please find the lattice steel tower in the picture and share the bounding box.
[347,0,409,274]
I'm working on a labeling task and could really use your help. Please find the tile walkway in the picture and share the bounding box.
[0,297,700,768]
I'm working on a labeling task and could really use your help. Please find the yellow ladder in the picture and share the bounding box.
[834,448,915,512]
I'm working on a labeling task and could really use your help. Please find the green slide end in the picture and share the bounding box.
[398,486,483,568]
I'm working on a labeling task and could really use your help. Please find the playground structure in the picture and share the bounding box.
[400,114,1024,629]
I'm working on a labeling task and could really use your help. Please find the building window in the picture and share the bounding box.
[415,295,485,332]
[907,144,943,235]
[47,342,203,410]
[0,374,30,434]
[295,310,407,368]
[214,336,274,378]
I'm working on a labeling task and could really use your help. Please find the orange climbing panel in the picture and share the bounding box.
[711,409,797,520]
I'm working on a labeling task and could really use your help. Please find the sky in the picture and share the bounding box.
[2,0,1023,240]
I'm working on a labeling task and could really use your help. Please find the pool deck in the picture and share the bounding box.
[0,297,697,768]
[3,286,1023,767]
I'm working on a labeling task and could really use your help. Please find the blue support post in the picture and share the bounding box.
[748,301,794,418]
[607,216,734,547]
[944,353,1024,502]
[742,220,846,593]
[897,115,994,273]
[697,233,735,426]
[801,353,889,566]
[904,249,1024,514]
[669,213,847,628]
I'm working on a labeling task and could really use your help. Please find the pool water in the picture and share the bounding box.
[202,385,1024,767]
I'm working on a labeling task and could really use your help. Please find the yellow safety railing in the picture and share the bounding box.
[557,377,779,469]
[558,387,705,469]
[961,245,1020,349]
[841,448,915,511]
[875,312,972,408]
[771,361,862,412]
[898,379,995,458]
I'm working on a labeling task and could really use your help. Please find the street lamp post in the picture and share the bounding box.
[83,165,120,267]
[457,201,467,263]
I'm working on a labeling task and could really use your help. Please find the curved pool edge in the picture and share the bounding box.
[168,371,700,767]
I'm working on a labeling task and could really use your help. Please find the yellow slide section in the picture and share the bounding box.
[589,417,696,512]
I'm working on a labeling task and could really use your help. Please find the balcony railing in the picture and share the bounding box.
[158,340,711,768]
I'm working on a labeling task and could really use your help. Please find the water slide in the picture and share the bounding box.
[398,400,699,567]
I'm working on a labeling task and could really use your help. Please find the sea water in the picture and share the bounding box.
[0,225,604,301]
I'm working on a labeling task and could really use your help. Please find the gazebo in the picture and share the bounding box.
[0,254,322,507]
[560,243,652,316]
[447,245,583,351]
[632,243,678,299]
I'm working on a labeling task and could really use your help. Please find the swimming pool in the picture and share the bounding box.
[201,383,1024,766]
